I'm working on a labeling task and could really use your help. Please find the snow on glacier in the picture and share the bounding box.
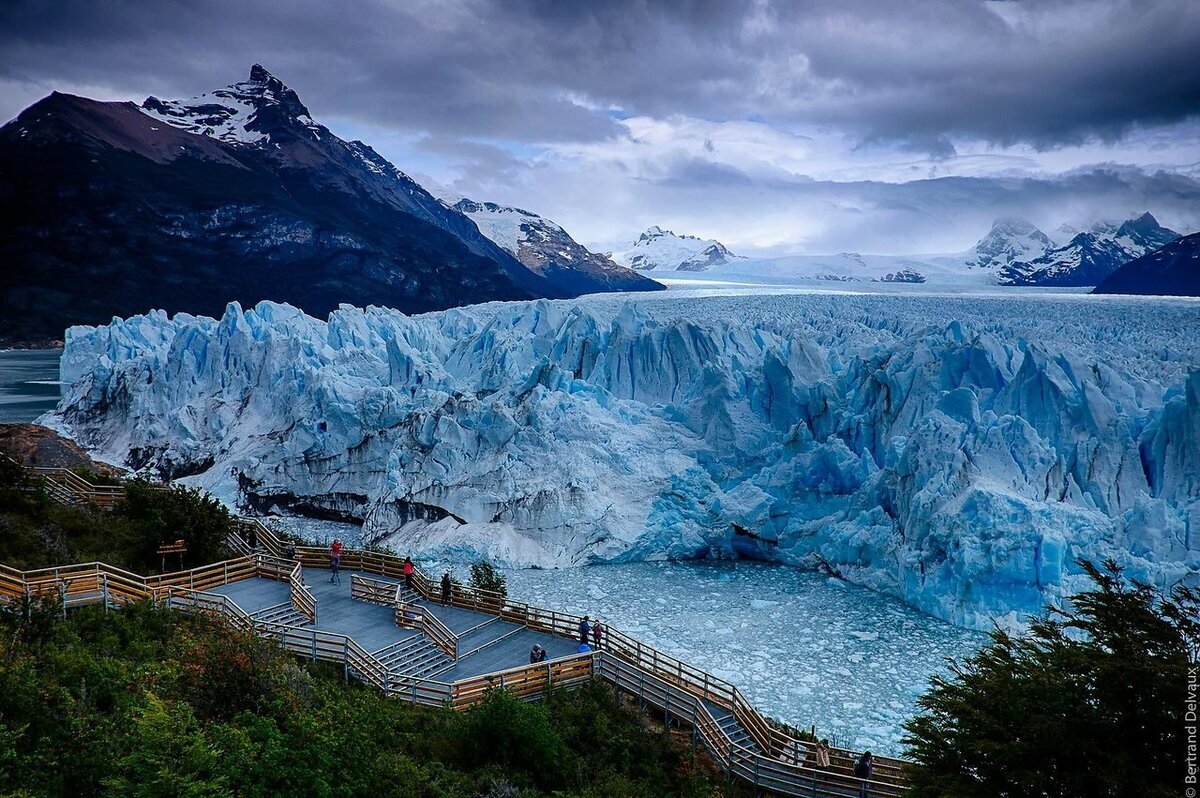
[501,559,986,757]
[48,289,1200,629]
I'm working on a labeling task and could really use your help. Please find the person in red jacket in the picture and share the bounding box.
[329,539,343,585]
[403,556,414,591]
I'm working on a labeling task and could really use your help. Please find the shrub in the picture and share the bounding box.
[469,561,507,599]
[903,559,1200,798]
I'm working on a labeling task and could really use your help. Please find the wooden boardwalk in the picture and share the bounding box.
[209,569,580,679]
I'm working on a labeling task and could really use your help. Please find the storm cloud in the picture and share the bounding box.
[2,0,1197,252]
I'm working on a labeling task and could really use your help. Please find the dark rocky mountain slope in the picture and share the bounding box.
[0,66,655,344]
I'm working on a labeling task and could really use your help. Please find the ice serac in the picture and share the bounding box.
[49,293,1200,629]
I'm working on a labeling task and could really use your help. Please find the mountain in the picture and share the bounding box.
[0,65,654,345]
[1092,232,1200,296]
[998,213,1180,287]
[451,199,661,295]
[963,219,1054,270]
[611,226,740,271]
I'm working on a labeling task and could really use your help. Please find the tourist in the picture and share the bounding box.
[247,524,258,551]
[854,751,873,797]
[441,571,452,606]
[329,539,343,584]
[403,556,414,590]
[578,615,590,644]
[591,619,603,649]
[813,739,832,770]
[529,643,546,664]
[284,541,297,561]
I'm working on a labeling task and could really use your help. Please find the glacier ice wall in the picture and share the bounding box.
[50,292,1200,627]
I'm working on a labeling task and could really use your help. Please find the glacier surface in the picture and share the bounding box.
[49,289,1200,628]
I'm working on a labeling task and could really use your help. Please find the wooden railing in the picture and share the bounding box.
[599,652,905,798]
[449,652,594,709]
[350,573,400,606]
[288,560,317,623]
[28,465,127,508]
[396,600,459,658]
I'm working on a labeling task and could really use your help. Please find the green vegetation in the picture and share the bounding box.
[0,600,713,797]
[470,561,508,599]
[0,463,234,573]
[903,560,1200,798]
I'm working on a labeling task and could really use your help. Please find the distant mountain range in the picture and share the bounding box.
[996,212,1180,287]
[0,65,656,344]
[1093,232,1200,297]
[638,212,1189,291]
[611,226,741,271]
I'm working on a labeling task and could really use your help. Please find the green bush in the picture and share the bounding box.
[469,561,507,599]
[0,602,712,797]
[0,468,234,573]
[903,559,1200,798]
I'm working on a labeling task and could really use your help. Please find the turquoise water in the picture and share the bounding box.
[0,349,62,423]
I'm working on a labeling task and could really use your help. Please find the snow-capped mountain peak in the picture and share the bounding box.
[141,64,321,145]
[998,211,1181,287]
[613,226,739,271]
[453,198,661,293]
[964,218,1053,270]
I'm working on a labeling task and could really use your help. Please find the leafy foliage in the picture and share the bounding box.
[902,559,1200,798]
[0,601,711,797]
[470,560,508,599]
[0,468,233,572]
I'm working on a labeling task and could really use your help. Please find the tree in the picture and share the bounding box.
[903,559,1200,798]
[470,561,508,600]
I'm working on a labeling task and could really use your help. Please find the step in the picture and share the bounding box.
[388,641,453,677]
[251,602,310,629]
[379,638,442,671]
[457,623,523,659]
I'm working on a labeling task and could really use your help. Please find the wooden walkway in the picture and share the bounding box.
[209,569,580,680]
[0,460,911,798]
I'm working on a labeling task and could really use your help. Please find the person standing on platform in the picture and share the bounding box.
[854,751,874,797]
[591,620,603,650]
[578,615,590,645]
[441,571,452,606]
[329,539,343,584]
[403,556,414,591]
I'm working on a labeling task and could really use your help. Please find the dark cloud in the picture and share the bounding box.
[2,0,1197,150]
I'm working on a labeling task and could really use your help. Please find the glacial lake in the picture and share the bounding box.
[0,349,62,423]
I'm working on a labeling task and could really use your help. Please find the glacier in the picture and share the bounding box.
[48,289,1200,629]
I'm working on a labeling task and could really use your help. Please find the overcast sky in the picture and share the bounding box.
[2,0,1198,255]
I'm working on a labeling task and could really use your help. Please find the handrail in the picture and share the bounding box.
[287,560,317,623]
[396,601,458,658]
